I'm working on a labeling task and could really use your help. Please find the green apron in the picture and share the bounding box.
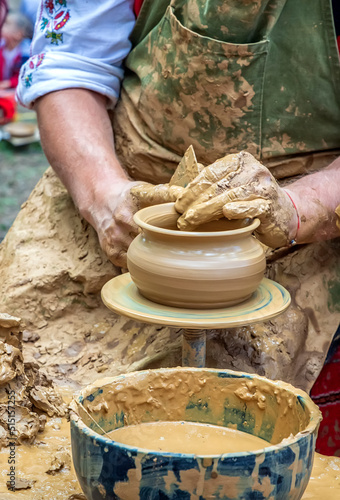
[112,0,340,391]
[113,0,340,183]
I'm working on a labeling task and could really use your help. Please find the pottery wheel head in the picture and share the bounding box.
[101,274,291,329]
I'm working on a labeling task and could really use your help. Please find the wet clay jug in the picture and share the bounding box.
[127,203,266,309]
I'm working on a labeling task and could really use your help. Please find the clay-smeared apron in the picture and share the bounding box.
[112,0,340,390]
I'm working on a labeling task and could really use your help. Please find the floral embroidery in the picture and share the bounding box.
[36,54,45,68]
[23,71,33,88]
[40,18,48,30]
[40,0,70,45]
[45,1,54,15]
[21,53,45,88]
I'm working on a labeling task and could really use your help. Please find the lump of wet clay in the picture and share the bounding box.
[0,405,40,444]
[0,315,67,451]
[0,313,22,349]
[0,363,66,449]
[22,330,40,343]
[0,424,7,448]
[169,145,203,188]
[46,446,71,475]
[30,385,67,418]
[0,313,21,328]
[0,341,24,384]
[24,360,67,417]
[4,374,31,407]
[6,478,35,490]
[39,414,47,432]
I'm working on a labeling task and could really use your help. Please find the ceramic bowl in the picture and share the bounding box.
[127,203,266,309]
[70,367,321,500]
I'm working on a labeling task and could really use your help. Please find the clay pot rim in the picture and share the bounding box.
[134,203,260,237]
[70,367,322,459]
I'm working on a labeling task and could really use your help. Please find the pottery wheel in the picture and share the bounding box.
[102,274,290,367]
[101,273,290,329]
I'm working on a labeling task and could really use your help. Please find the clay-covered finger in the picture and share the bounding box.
[175,152,243,213]
[103,227,135,268]
[177,185,253,230]
[177,176,235,214]
[108,249,127,269]
[222,198,271,220]
[177,193,228,230]
[131,183,184,207]
[100,234,128,268]
[131,183,167,205]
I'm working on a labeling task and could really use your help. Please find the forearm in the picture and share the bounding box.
[34,88,129,224]
[285,158,340,243]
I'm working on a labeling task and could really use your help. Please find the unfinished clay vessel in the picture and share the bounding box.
[127,203,266,309]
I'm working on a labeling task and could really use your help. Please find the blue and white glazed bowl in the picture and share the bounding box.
[70,368,321,500]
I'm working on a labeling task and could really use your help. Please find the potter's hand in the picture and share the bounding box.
[176,151,298,249]
[35,89,148,269]
[83,180,143,268]
[131,145,203,206]
[130,183,185,206]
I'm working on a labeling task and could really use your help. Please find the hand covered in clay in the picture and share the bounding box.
[84,180,146,268]
[131,183,185,207]
[131,145,203,206]
[175,151,298,249]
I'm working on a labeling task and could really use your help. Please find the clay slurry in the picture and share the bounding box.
[107,421,270,455]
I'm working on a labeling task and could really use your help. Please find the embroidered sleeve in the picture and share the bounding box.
[16,0,136,109]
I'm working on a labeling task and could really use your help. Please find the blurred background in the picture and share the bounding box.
[0,0,48,242]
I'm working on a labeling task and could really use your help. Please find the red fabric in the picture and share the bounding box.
[0,93,15,124]
[0,43,17,123]
[0,45,22,89]
[134,0,144,17]
[310,343,340,456]
[9,73,18,88]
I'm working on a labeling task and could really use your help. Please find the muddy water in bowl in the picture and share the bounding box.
[106,420,270,454]
[70,368,321,500]
[127,203,266,309]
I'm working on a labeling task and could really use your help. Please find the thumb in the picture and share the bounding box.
[131,183,184,206]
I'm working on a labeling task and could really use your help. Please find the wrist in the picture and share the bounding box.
[75,163,131,223]
[283,188,300,244]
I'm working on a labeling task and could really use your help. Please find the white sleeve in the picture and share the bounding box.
[16,0,136,109]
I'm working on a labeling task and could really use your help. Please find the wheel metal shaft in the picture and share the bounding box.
[182,329,206,367]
